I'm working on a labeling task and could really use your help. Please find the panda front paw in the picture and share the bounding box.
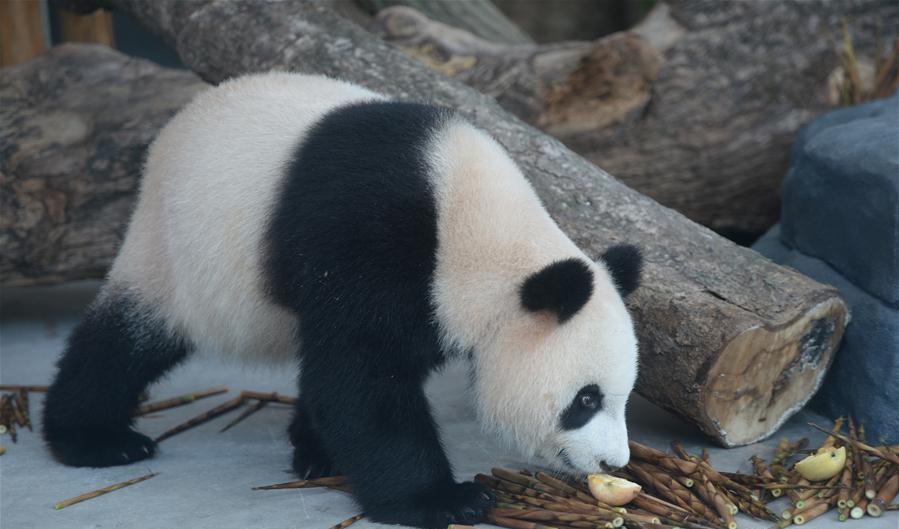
[45,427,157,467]
[368,481,496,529]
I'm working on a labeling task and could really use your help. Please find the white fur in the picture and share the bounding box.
[427,120,638,472]
[110,73,382,363]
[111,73,638,471]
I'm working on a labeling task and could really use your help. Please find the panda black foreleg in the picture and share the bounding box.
[42,290,190,467]
[300,342,495,529]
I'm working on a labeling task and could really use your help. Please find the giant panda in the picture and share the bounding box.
[42,73,642,528]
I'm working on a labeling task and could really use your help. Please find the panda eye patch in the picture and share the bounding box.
[559,384,603,430]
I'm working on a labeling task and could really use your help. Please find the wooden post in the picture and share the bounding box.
[0,0,46,67]
[57,8,114,47]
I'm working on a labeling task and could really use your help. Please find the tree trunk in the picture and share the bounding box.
[6,4,849,447]
[355,0,533,45]
[371,1,899,240]
[0,44,207,285]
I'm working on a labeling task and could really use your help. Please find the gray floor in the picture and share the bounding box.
[1,282,895,529]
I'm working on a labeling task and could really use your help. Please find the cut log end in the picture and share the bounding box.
[704,297,848,446]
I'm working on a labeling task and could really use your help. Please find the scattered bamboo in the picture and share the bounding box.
[134,386,229,416]
[793,495,837,525]
[808,423,899,465]
[325,513,364,529]
[750,455,779,498]
[53,472,158,510]
[771,438,808,481]
[836,447,854,509]
[0,385,48,392]
[0,392,30,443]
[487,513,558,529]
[15,390,31,431]
[253,475,350,490]
[867,472,899,517]
[238,390,297,405]
[155,395,245,442]
[219,399,267,433]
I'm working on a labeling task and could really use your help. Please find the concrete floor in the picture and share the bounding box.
[0,282,895,529]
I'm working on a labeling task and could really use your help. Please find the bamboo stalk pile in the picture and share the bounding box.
[0,386,44,447]
[252,418,898,529]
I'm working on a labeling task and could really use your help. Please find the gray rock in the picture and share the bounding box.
[780,94,899,307]
[754,226,899,443]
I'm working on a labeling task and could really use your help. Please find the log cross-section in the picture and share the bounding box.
[4,0,850,446]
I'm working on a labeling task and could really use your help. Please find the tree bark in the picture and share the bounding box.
[371,1,899,239]
[8,3,849,446]
[0,43,207,286]
[355,0,533,45]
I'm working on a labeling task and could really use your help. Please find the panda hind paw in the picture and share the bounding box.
[292,443,336,479]
[46,427,157,468]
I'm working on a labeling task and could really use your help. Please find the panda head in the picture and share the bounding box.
[471,244,642,474]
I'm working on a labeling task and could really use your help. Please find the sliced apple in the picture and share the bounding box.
[795,446,846,481]
[587,474,642,506]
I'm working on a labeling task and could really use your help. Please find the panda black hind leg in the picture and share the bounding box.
[42,287,191,467]
[288,402,337,479]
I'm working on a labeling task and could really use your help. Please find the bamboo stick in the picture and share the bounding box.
[488,513,559,529]
[326,513,364,529]
[751,455,779,498]
[238,390,297,405]
[154,395,244,442]
[14,390,31,431]
[219,399,267,432]
[135,386,229,416]
[695,478,737,529]
[837,447,854,508]
[54,472,158,509]
[793,495,837,525]
[0,385,48,392]
[253,475,350,490]
[809,423,899,465]
[867,471,898,517]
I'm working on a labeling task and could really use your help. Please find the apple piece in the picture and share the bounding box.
[587,473,642,506]
[795,446,846,481]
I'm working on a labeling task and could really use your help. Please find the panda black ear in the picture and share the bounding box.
[520,258,593,324]
[601,244,642,298]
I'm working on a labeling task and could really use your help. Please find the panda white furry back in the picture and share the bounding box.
[43,73,643,529]
[111,74,382,363]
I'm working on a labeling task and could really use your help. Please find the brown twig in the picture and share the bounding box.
[238,390,297,405]
[0,385,48,392]
[219,399,267,433]
[487,514,558,529]
[808,423,899,464]
[134,386,229,416]
[155,395,244,442]
[751,455,779,498]
[54,472,158,509]
[253,475,350,490]
[325,513,364,529]
[15,390,31,431]
[867,471,898,517]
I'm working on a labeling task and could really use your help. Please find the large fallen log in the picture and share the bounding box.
[0,44,207,285]
[370,1,899,239]
[6,3,848,447]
